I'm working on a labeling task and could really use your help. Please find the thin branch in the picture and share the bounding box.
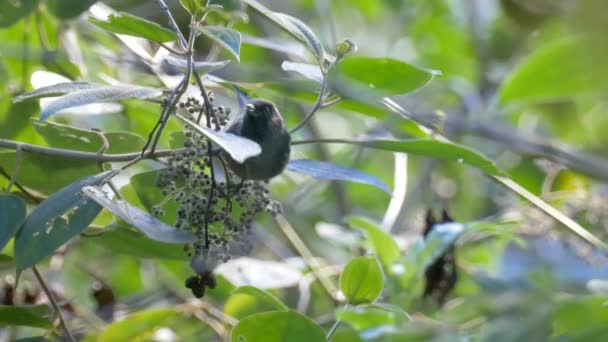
[274,214,339,300]
[326,304,349,340]
[156,0,188,49]
[32,266,76,342]
[6,144,23,192]
[289,78,328,135]
[0,138,179,161]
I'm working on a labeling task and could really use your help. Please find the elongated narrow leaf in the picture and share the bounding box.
[359,139,501,175]
[15,172,110,277]
[89,12,178,43]
[241,0,326,62]
[281,61,323,83]
[82,186,196,244]
[165,56,231,73]
[340,256,384,305]
[0,193,27,250]
[231,310,325,342]
[12,82,102,103]
[197,26,242,61]
[0,305,52,328]
[231,286,288,311]
[328,56,436,98]
[286,159,391,194]
[346,216,400,267]
[40,85,163,120]
[176,114,261,163]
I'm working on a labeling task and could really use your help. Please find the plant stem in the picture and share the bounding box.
[326,304,348,340]
[32,266,76,342]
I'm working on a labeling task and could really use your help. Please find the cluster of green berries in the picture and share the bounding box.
[153,95,282,297]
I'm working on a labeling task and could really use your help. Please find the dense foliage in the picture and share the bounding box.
[1,0,608,341]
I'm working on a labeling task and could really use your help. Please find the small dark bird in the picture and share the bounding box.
[221,99,291,180]
[423,209,458,305]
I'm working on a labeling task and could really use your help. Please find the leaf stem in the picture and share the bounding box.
[32,266,76,342]
[326,304,348,340]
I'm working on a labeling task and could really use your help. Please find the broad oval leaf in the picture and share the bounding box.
[498,36,608,105]
[89,12,178,43]
[231,286,288,311]
[335,305,397,331]
[328,56,436,98]
[281,61,323,84]
[0,193,27,251]
[286,159,391,194]
[0,305,52,328]
[197,26,242,61]
[241,0,326,62]
[176,114,261,163]
[231,310,325,342]
[12,82,102,103]
[15,172,110,277]
[82,186,196,244]
[165,56,231,73]
[0,0,39,28]
[340,256,384,305]
[346,216,400,267]
[40,85,163,120]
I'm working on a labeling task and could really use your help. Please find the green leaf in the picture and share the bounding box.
[96,308,184,341]
[40,85,162,120]
[33,120,145,154]
[0,305,52,328]
[175,114,261,163]
[82,186,196,244]
[179,0,204,15]
[336,305,397,331]
[357,139,501,176]
[166,56,231,73]
[553,295,608,339]
[197,26,242,61]
[231,310,325,342]
[0,0,39,28]
[498,36,608,105]
[47,0,97,19]
[0,193,27,250]
[241,0,326,62]
[231,286,288,311]
[340,256,384,305]
[281,61,323,83]
[346,216,400,267]
[97,224,188,260]
[328,56,436,98]
[0,151,99,194]
[89,12,178,43]
[12,82,101,103]
[14,172,109,278]
[287,159,391,194]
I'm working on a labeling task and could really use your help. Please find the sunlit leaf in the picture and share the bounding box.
[95,308,184,341]
[179,0,204,15]
[82,186,196,244]
[336,305,397,331]
[165,56,231,73]
[89,12,178,43]
[39,85,163,120]
[0,305,52,328]
[0,193,27,250]
[197,26,242,61]
[241,0,326,62]
[340,256,384,305]
[12,82,102,103]
[176,114,261,163]
[15,172,110,278]
[281,61,323,83]
[231,286,288,311]
[231,310,325,342]
[287,159,391,194]
[346,216,400,267]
